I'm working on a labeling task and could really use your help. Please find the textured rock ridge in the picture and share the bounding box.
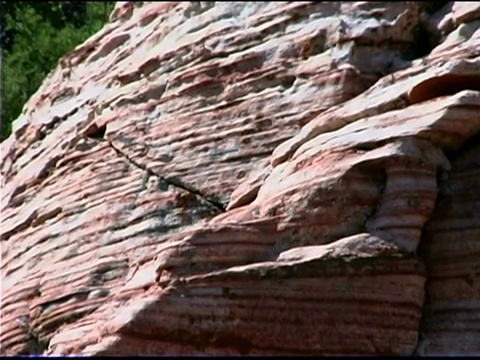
[1,1,480,356]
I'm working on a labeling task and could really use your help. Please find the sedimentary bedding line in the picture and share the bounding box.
[106,139,226,212]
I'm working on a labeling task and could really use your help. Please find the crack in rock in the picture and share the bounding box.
[98,135,226,213]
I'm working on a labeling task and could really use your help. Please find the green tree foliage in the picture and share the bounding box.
[1,1,115,142]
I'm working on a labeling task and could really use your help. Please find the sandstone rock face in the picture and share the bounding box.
[1,1,480,356]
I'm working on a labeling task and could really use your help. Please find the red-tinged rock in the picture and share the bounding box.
[452,1,480,26]
[57,244,427,356]
[1,1,480,356]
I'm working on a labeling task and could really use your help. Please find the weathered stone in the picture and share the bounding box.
[1,1,480,356]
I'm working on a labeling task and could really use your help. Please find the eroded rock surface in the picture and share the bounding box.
[1,1,480,356]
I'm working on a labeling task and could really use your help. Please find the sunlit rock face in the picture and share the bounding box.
[1,1,480,356]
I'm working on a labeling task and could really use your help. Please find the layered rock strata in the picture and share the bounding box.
[1,1,480,356]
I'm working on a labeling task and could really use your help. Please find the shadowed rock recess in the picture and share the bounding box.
[1,1,480,356]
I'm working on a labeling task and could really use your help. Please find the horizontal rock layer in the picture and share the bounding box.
[1,1,480,356]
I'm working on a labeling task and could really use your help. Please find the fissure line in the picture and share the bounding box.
[105,138,226,212]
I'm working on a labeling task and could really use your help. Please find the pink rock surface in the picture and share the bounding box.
[1,1,480,356]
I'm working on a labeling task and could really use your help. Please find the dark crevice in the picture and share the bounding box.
[8,183,27,202]
[412,295,432,356]
[51,87,76,107]
[424,1,451,15]
[36,156,61,182]
[1,210,38,242]
[84,123,106,139]
[103,137,225,212]
[280,75,296,89]
[31,207,62,228]
[116,72,141,85]
[30,308,98,353]
[414,211,440,355]
[138,57,162,77]
[416,25,435,59]
[38,291,91,313]
[301,30,327,60]
[391,6,445,65]
[16,316,50,355]
[353,142,379,152]
[461,134,480,160]
[443,130,480,163]
[409,74,480,104]
[405,24,437,61]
